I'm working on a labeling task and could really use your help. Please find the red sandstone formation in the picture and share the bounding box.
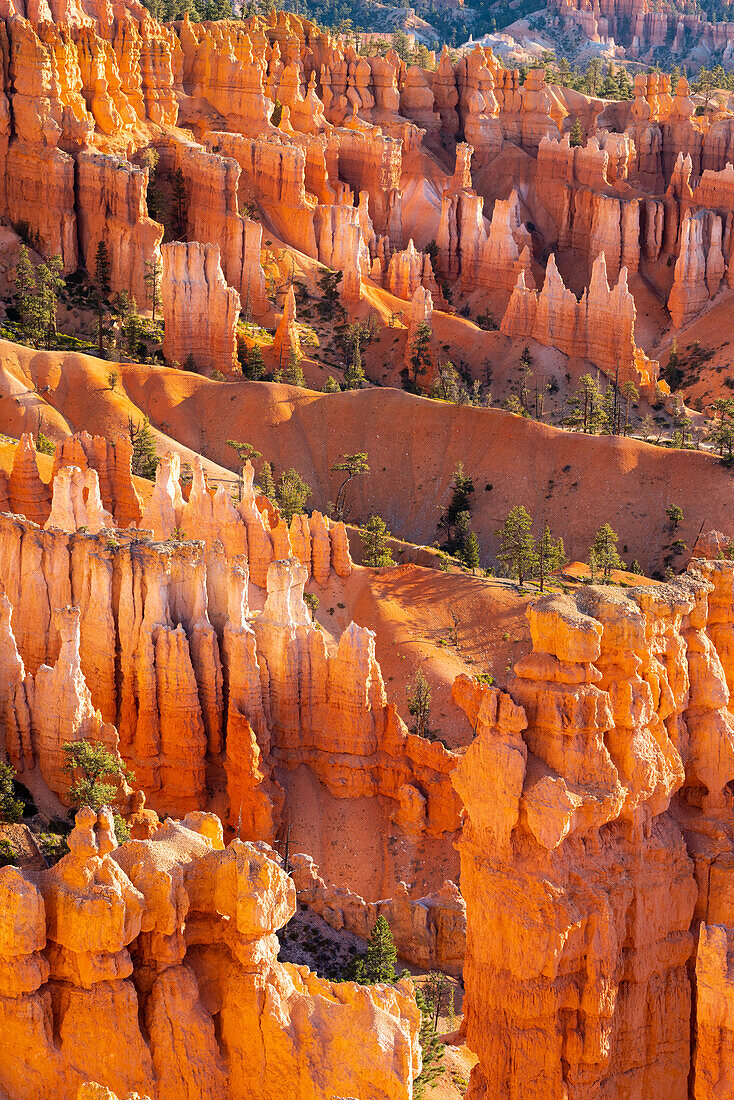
[51,432,142,527]
[452,558,734,1099]
[161,241,240,374]
[3,4,734,1095]
[501,251,659,388]
[0,810,420,1099]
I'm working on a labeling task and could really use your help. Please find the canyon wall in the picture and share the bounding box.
[453,557,734,1099]
[0,435,462,972]
[0,809,421,1100]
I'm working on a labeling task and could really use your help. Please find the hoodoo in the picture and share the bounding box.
[1,0,734,1097]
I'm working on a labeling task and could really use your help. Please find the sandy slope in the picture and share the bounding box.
[0,340,731,572]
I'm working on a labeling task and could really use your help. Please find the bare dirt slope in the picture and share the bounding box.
[1,340,731,572]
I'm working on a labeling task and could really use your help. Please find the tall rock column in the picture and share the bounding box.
[161,241,241,374]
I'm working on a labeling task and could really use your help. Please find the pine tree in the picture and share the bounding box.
[407,669,432,738]
[354,915,398,984]
[569,117,583,146]
[332,452,369,519]
[323,376,340,393]
[144,256,162,321]
[462,530,480,572]
[14,245,44,347]
[258,461,276,503]
[95,241,112,357]
[705,398,734,464]
[360,515,395,567]
[276,468,311,523]
[35,255,65,349]
[621,380,638,435]
[408,320,432,389]
[666,504,684,530]
[497,506,536,587]
[128,416,159,480]
[589,523,623,583]
[535,525,567,592]
[171,167,188,239]
[285,349,306,388]
[566,373,607,433]
[62,739,134,812]
[0,762,24,823]
[344,324,367,389]
[414,985,446,1098]
[239,342,265,380]
[438,461,475,552]
[124,306,142,361]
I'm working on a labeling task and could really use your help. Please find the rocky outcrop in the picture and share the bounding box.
[161,242,240,375]
[668,209,726,328]
[453,561,734,1100]
[271,284,301,370]
[45,465,113,534]
[6,432,51,525]
[51,432,142,528]
[501,251,659,388]
[0,810,421,1100]
[0,488,457,933]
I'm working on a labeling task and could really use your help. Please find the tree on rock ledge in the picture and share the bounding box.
[352,916,398,985]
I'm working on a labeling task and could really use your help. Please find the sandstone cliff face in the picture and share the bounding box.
[161,241,240,374]
[0,456,460,952]
[51,432,142,527]
[0,810,421,1100]
[501,251,659,388]
[453,559,734,1100]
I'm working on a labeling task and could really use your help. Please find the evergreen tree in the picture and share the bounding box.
[239,342,265,380]
[285,349,306,388]
[94,241,112,357]
[0,762,24,823]
[407,669,432,739]
[705,398,734,464]
[666,504,684,530]
[344,330,366,389]
[36,256,65,349]
[620,379,639,435]
[360,515,395,567]
[497,506,536,587]
[430,361,466,404]
[62,739,134,812]
[438,461,475,552]
[569,117,583,146]
[353,916,398,984]
[462,530,480,572]
[276,468,311,523]
[332,452,369,519]
[535,524,567,592]
[140,146,163,221]
[128,416,159,480]
[171,167,188,239]
[303,592,319,621]
[258,460,276,503]
[144,256,162,321]
[589,523,623,583]
[226,440,261,466]
[123,306,142,361]
[630,559,643,575]
[414,985,446,1098]
[408,321,432,389]
[566,373,608,433]
[323,375,340,393]
[315,268,343,320]
[14,245,36,341]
